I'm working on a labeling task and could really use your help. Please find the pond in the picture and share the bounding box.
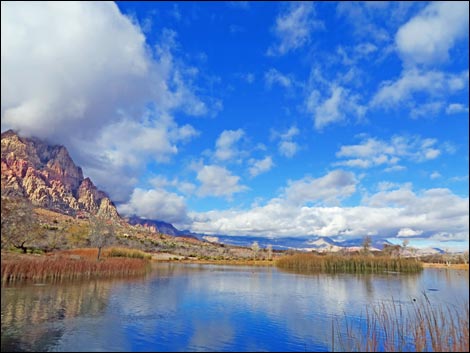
[1,263,468,352]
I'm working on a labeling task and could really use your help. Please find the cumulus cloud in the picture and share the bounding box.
[149,176,196,196]
[196,165,247,198]
[430,171,442,180]
[264,68,292,88]
[397,228,423,237]
[267,2,323,56]
[307,85,366,130]
[214,129,245,162]
[272,126,300,158]
[118,188,189,225]
[284,170,358,206]
[248,156,274,178]
[1,2,214,203]
[395,1,469,66]
[446,103,469,115]
[189,182,469,247]
[372,69,469,109]
[335,135,443,169]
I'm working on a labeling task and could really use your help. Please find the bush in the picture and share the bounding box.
[105,247,151,260]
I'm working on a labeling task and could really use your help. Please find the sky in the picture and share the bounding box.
[1,1,469,250]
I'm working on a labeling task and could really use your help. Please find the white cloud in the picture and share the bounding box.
[149,176,196,195]
[397,228,423,237]
[71,111,198,202]
[410,102,444,119]
[446,103,469,114]
[1,2,214,202]
[354,42,378,56]
[248,156,274,177]
[384,165,407,173]
[430,171,442,180]
[335,135,443,170]
[264,68,292,88]
[118,188,188,225]
[279,141,298,158]
[336,2,403,43]
[272,126,300,158]
[196,165,247,198]
[267,2,323,56]
[395,1,469,66]
[307,85,366,130]
[214,129,245,161]
[190,183,468,244]
[284,170,357,206]
[372,69,469,108]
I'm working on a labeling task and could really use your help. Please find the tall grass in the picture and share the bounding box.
[335,294,469,352]
[1,252,150,283]
[105,247,152,260]
[276,253,423,274]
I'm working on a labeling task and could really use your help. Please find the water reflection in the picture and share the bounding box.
[1,265,468,352]
[1,279,115,351]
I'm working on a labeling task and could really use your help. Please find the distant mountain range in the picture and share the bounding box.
[123,216,445,255]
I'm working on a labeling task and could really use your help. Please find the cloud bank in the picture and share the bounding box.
[1,1,211,202]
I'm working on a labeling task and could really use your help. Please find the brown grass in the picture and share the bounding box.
[1,250,150,283]
[335,294,469,352]
[276,253,423,274]
[422,263,469,270]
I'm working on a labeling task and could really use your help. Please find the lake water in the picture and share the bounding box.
[1,263,468,352]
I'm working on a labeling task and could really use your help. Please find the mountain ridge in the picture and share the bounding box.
[1,129,119,219]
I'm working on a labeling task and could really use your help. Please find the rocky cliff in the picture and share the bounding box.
[1,130,119,219]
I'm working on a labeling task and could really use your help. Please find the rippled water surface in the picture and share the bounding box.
[1,264,468,351]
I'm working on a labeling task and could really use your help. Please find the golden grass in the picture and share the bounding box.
[276,253,423,274]
[104,247,152,260]
[335,294,469,352]
[1,251,150,283]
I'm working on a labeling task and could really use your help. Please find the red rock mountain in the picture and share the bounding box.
[1,129,119,219]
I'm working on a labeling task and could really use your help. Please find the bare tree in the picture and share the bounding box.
[401,239,410,257]
[361,236,372,255]
[89,215,115,260]
[251,241,260,260]
[1,197,42,253]
[266,244,273,261]
[462,251,469,265]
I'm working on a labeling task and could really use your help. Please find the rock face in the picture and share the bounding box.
[1,129,119,219]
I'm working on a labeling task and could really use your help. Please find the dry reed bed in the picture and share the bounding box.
[335,295,469,352]
[1,249,150,282]
[276,253,423,273]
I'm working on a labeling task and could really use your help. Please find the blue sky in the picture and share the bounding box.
[1,2,469,250]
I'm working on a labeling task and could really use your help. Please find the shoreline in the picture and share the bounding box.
[421,262,469,270]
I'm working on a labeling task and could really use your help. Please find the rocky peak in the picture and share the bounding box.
[1,129,119,220]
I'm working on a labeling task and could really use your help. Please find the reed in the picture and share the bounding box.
[334,294,469,352]
[104,247,152,260]
[276,253,423,274]
[1,253,150,283]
